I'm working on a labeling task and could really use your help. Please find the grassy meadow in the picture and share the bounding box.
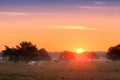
[0,61,120,80]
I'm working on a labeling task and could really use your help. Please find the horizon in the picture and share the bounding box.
[0,41,111,52]
[0,0,120,52]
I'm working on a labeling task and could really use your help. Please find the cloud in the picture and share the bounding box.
[93,1,107,5]
[33,13,63,16]
[0,12,63,16]
[0,12,29,15]
[76,1,120,10]
[76,6,104,9]
[76,5,120,10]
[48,25,97,31]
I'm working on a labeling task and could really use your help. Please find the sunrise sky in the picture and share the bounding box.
[0,0,120,52]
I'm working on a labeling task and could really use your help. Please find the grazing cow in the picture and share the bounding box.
[38,60,45,65]
[54,60,60,63]
[28,60,45,65]
[28,61,36,65]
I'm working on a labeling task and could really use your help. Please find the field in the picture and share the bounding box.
[0,61,120,80]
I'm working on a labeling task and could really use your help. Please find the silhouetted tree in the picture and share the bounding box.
[107,44,120,61]
[2,41,38,63]
[59,51,75,61]
[86,52,99,60]
[16,41,38,62]
[2,46,19,63]
[2,41,51,63]
[37,48,51,61]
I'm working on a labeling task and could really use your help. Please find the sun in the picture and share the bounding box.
[76,48,85,54]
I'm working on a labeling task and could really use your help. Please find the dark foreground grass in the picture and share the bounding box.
[0,61,120,80]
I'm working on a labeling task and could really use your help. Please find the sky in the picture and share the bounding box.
[0,0,120,52]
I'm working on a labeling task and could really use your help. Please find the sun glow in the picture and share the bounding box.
[76,48,85,54]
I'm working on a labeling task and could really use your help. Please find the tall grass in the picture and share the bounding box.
[0,61,120,80]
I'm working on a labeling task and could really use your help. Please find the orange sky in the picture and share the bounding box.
[0,1,120,52]
[0,13,120,52]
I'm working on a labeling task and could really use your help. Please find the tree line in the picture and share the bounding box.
[1,41,51,63]
[0,41,120,63]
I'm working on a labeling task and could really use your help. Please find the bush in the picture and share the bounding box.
[107,44,120,61]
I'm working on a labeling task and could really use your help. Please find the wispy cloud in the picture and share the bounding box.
[76,5,120,10]
[0,12,29,15]
[48,25,97,31]
[76,6,104,9]
[33,13,63,16]
[93,1,107,5]
[76,1,120,10]
[0,12,63,16]
[88,1,109,6]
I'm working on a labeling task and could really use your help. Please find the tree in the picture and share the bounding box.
[59,51,75,61]
[16,41,38,62]
[2,41,38,63]
[107,44,120,61]
[2,46,19,63]
[2,41,51,63]
[37,48,51,61]
[86,52,99,60]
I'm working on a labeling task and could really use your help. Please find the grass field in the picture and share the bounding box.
[0,61,120,80]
